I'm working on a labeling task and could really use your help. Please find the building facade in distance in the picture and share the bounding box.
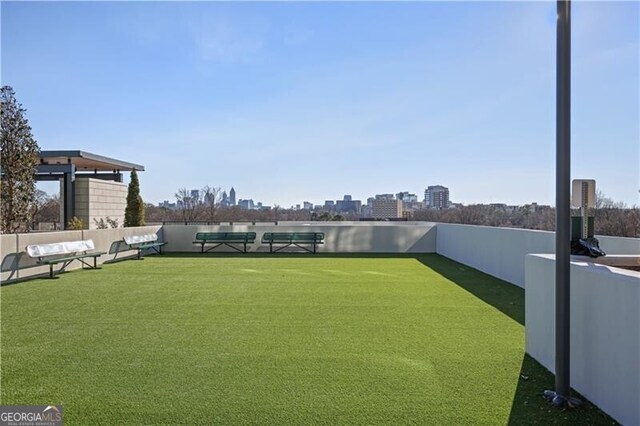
[424,185,450,209]
[371,198,403,219]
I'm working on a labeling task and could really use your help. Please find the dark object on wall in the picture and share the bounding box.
[571,237,606,258]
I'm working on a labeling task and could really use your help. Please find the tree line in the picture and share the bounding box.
[412,193,639,238]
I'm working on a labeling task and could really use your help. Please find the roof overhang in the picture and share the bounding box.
[38,150,144,172]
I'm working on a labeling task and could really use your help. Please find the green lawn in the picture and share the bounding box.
[1,254,616,425]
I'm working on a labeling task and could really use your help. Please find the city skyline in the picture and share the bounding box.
[155,184,556,214]
[3,1,638,208]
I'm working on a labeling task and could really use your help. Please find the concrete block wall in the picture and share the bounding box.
[525,254,639,426]
[75,178,128,229]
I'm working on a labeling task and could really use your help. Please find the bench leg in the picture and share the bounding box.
[50,264,54,279]
[94,257,97,268]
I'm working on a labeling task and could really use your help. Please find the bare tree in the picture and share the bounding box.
[594,190,638,237]
[175,187,201,223]
[36,193,61,227]
[30,189,50,229]
[202,185,222,223]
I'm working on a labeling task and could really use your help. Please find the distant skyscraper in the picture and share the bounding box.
[229,187,236,206]
[238,199,254,210]
[375,193,395,201]
[424,185,450,209]
[337,194,361,213]
[396,191,418,203]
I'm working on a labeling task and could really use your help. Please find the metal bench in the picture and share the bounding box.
[193,232,257,253]
[26,240,106,278]
[261,232,324,254]
[123,234,167,259]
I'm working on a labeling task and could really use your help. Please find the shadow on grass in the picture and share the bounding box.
[413,253,524,325]
[508,355,618,425]
[413,254,617,425]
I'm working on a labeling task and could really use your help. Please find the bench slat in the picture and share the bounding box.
[193,232,256,253]
[124,234,159,245]
[195,232,257,242]
[26,239,106,278]
[27,240,97,258]
[262,232,324,243]
[261,232,324,254]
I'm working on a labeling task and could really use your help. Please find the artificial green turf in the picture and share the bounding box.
[0,254,616,425]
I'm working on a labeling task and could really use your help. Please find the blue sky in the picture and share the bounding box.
[2,1,638,207]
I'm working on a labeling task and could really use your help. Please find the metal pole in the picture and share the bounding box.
[545,0,580,408]
[63,166,76,230]
[556,0,571,400]
[581,182,588,238]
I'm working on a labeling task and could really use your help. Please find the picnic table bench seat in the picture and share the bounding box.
[26,240,106,278]
[261,232,324,254]
[193,232,256,253]
[124,234,167,259]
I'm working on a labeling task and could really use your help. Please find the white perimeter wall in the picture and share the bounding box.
[4,223,636,285]
[0,225,162,282]
[162,222,437,254]
[525,254,639,426]
[436,223,639,288]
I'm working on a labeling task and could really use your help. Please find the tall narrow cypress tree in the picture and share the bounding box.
[124,169,145,227]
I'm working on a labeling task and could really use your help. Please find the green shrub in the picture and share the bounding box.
[67,216,86,230]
